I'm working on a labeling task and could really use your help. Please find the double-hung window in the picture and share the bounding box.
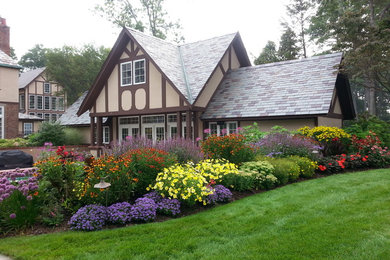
[134,59,145,84]
[0,106,4,139]
[44,96,50,110]
[29,95,35,109]
[121,61,132,86]
[37,96,43,110]
[44,83,51,93]
[19,94,25,110]
[24,123,33,135]
[103,126,110,144]
[51,97,57,111]
[58,97,64,111]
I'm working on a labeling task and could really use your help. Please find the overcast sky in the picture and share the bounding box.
[1,0,289,62]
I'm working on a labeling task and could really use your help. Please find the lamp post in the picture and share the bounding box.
[94,177,111,206]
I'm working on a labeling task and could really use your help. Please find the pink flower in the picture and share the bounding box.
[221,128,227,135]
[203,128,211,134]
[26,195,33,201]
[195,137,201,142]
[9,213,16,219]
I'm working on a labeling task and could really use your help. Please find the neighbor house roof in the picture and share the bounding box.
[58,92,90,126]
[18,67,46,89]
[202,53,345,119]
[78,28,251,115]
[18,113,44,121]
[0,49,21,69]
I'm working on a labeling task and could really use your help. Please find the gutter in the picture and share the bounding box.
[0,63,22,70]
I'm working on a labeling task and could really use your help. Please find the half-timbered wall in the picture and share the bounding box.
[91,39,186,116]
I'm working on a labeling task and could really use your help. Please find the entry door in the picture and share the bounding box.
[142,125,165,141]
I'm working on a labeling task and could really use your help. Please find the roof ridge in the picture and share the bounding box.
[126,27,178,46]
[179,32,237,47]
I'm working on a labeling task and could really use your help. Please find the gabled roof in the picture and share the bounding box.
[202,53,347,119]
[59,92,90,126]
[78,28,250,115]
[18,67,46,89]
[0,49,21,69]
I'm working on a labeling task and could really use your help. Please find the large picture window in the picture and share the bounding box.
[0,106,3,139]
[120,61,132,86]
[134,59,145,84]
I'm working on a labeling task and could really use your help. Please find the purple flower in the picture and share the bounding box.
[68,204,107,231]
[44,142,53,147]
[26,195,33,201]
[130,198,157,222]
[107,202,132,224]
[20,205,26,210]
[207,185,233,204]
[157,198,180,216]
[9,213,16,219]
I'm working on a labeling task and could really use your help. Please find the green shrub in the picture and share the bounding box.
[28,122,66,146]
[220,173,255,192]
[239,161,277,189]
[288,156,317,178]
[0,138,30,148]
[241,122,267,143]
[201,133,255,165]
[64,128,84,145]
[259,157,300,184]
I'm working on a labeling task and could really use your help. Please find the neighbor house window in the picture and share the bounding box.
[44,96,50,110]
[51,97,57,111]
[51,114,57,122]
[103,126,110,144]
[120,61,132,86]
[44,83,51,93]
[29,112,35,116]
[19,94,25,110]
[58,97,64,111]
[0,106,4,139]
[44,113,50,121]
[134,59,145,84]
[29,95,35,109]
[37,113,43,119]
[24,123,33,135]
[37,96,43,110]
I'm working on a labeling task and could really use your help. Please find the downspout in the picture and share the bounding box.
[178,45,193,104]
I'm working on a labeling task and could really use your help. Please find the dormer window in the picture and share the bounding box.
[134,59,145,84]
[44,83,51,93]
[121,61,132,86]
[120,59,146,86]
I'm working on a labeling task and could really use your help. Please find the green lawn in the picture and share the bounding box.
[1,169,390,260]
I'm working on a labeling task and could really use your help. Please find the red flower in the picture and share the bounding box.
[362,157,367,162]
[209,179,216,185]
[318,165,327,171]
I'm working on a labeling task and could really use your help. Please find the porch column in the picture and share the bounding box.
[90,116,95,145]
[185,110,191,140]
[96,116,103,146]
[193,111,199,140]
[177,112,182,138]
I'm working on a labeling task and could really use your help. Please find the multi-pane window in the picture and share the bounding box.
[103,126,110,144]
[170,126,177,138]
[44,96,50,110]
[167,114,177,123]
[156,127,165,141]
[44,113,50,122]
[51,97,57,111]
[132,128,139,138]
[134,59,145,84]
[58,97,64,111]
[29,95,35,109]
[208,122,238,136]
[44,83,51,93]
[37,96,43,110]
[51,114,57,122]
[142,115,164,124]
[0,106,3,139]
[24,123,33,135]
[37,113,43,119]
[29,112,35,116]
[19,94,25,110]
[119,117,138,125]
[121,61,132,86]
[144,127,153,140]
[121,128,129,140]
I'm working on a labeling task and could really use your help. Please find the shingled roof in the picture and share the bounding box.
[18,67,45,89]
[202,53,344,119]
[0,49,20,69]
[58,92,90,126]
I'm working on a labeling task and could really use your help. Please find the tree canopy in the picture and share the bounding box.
[19,44,47,70]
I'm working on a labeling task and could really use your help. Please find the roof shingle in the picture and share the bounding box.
[18,67,45,89]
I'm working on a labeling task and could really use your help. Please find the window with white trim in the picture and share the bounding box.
[37,96,43,110]
[37,113,43,119]
[120,61,132,86]
[29,112,35,116]
[58,97,64,111]
[29,95,35,109]
[19,94,25,110]
[0,106,4,139]
[51,97,57,111]
[51,114,57,122]
[24,123,33,135]
[44,83,51,93]
[134,59,145,84]
[208,122,238,136]
[44,113,50,121]
[44,96,50,110]
[103,126,110,144]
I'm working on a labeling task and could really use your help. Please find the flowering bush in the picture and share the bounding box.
[143,191,180,216]
[239,161,277,190]
[316,153,371,174]
[206,185,233,204]
[107,202,132,225]
[130,197,157,222]
[255,133,322,160]
[288,156,317,178]
[68,204,107,231]
[298,126,351,156]
[241,122,267,143]
[201,133,255,164]
[156,138,203,164]
[150,159,238,206]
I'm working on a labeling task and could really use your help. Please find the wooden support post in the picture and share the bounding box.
[90,116,95,146]
[96,117,103,146]
[186,110,191,140]
[177,112,182,138]
[193,111,199,140]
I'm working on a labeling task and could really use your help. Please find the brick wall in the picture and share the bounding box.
[4,103,18,138]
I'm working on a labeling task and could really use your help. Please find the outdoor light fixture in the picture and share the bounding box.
[94,178,111,189]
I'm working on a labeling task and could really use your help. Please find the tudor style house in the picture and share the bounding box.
[75,28,355,152]
[0,17,21,139]
[18,67,66,135]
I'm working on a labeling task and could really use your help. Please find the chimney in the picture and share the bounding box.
[0,17,10,55]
